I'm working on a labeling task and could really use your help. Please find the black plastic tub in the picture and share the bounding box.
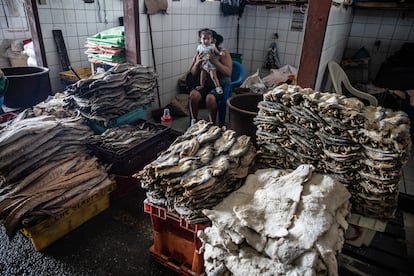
[227,93,263,145]
[3,66,52,108]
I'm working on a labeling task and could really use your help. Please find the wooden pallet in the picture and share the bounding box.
[339,210,409,275]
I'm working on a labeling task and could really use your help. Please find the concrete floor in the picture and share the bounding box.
[0,187,172,275]
[0,112,413,275]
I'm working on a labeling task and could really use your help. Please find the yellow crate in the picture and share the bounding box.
[21,182,116,251]
[59,67,92,82]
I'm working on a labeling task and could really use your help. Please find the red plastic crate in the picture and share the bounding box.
[144,201,210,276]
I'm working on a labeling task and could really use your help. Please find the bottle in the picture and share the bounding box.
[161,108,172,127]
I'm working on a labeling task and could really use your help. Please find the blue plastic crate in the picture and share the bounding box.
[88,103,152,134]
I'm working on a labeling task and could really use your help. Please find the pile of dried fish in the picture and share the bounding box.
[0,111,94,185]
[32,92,75,118]
[64,63,157,125]
[198,165,351,276]
[87,121,167,155]
[0,111,114,237]
[0,152,114,237]
[134,120,256,222]
[255,84,411,220]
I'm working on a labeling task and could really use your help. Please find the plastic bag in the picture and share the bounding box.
[262,65,297,87]
[240,69,267,94]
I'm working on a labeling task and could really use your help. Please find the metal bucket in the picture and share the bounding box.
[3,66,52,108]
[227,93,263,145]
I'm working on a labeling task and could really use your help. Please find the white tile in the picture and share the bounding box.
[62,1,74,10]
[63,10,77,24]
[76,23,88,36]
[393,26,410,40]
[87,24,97,36]
[86,10,96,23]
[381,13,398,25]
[162,14,173,31]
[66,35,79,49]
[171,15,180,31]
[38,9,53,24]
[50,0,63,9]
[364,24,380,38]
[287,31,299,43]
[162,62,173,78]
[76,10,87,23]
[285,42,298,55]
[41,23,55,39]
[51,9,65,24]
[163,31,172,47]
[65,23,77,37]
[152,31,163,49]
[378,25,395,39]
[254,39,268,51]
[69,49,81,62]
[278,18,290,30]
[43,38,56,53]
[172,30,181,46]
[162,46,173,63]
[180,30,190,45]
[172,46,181,62]
[350,23,365,37]
[284,53,296,66]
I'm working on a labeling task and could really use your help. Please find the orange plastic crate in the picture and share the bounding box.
[144,201,210,276]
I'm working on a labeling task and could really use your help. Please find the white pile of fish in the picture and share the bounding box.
[0,111,114,237]
[134,120,256,223]
[198,165,351,276]
[64,63,157,125]
[254,84,411,220]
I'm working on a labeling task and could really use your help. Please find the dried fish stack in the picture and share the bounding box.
[32,92,75,118]
[64,63,157,125]
[0,112,114,237]
[354,106,411,219]
[255,84,411,220]
[87,121,167,155]
[198,165,351,276]
[134,120,256,222]
[0,111,93,184]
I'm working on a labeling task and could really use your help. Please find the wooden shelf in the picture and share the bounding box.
[353,1,414,10]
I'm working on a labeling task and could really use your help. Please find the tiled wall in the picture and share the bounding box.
[238,5,306,77]
[0,1,31,40]
[0,0,32,67]
[316,4,353,91]
[139,1,307,107]
[345,9,414,83]
[36,0,123,92]
[138,0,238,107]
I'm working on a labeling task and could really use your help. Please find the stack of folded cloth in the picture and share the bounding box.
[85,26,125,64]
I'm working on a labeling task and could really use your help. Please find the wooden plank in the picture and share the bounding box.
[342,243,409,273]
[354,2,414,10]
[338,254,397,276]
[123,0,141,64]
[52,30,71,71]
[296,0,331,89]
[25,0,47,67]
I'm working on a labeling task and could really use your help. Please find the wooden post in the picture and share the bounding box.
[123,0,141,64]
[25,0,47,67]
[296,0,331,89]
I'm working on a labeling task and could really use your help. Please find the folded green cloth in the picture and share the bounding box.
[87,53,125,63]
[87,26,125,47]
[92,26,124,39]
